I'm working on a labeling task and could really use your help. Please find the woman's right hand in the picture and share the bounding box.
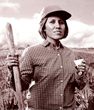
[6,54,19,69]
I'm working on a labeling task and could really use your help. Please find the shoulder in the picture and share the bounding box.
[63,45,77,59]
[63,45,74,54]
[21,43,42,58]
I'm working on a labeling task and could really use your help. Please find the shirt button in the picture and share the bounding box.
[59,107,63,110]
[60,66,63,68]
[60,80,63,83]
[60,94,63,96]
[58,54,60,56]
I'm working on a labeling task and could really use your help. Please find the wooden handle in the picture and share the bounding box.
[6,23,15,55]
[6,22,25,110]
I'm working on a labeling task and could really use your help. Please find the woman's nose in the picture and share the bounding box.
[55,21,60,28]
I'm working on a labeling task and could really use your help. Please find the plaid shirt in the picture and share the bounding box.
[20,40,86,110]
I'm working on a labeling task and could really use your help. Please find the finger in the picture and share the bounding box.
[7,60,19,64]
[82,59,86,63]
[7,55,18,59]
[6,57,19,62]
[77,64,86,70]
[78,69,85,72]
[6,59,19,67]
[76,65,86,70]
[7,53,19,59]
[76,66,86,73]
[7,62,19,66]
[75,66,84,71]
[7,53,14,57]
[6,59,19,64]
[76,68,86,74]
[78,62,86,66]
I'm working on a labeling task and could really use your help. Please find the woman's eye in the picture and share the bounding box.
[59,21,64,24]
[50,20,55,24]
[49,20,64,24]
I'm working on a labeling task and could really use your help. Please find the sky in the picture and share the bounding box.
[0,0,94,48]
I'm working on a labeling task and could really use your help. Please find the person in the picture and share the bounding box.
[6,5,87,110]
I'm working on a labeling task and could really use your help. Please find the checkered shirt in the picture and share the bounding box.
[20,40,86,110]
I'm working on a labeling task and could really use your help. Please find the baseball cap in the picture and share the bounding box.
[40,5,71,21]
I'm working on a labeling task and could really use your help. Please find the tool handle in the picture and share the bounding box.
[6,22,25,110]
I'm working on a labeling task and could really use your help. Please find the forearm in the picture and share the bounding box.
[7,68,30,91]
[20,72,32,91]
[75,71,87,90]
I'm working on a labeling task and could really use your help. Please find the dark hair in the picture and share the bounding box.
[38,17,68,39]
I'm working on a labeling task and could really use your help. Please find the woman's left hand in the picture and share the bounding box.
[76,59,86,75]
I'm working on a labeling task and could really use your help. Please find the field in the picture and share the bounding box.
[0,48,94,109]
[72,48,94,63]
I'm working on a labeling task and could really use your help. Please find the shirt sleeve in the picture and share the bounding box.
[20,47,34,91]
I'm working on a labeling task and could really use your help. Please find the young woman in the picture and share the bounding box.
[6,5,86,110]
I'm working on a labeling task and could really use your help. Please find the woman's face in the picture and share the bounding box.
[44,16,65,41]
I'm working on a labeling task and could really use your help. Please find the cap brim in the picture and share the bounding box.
[46,10,71,20]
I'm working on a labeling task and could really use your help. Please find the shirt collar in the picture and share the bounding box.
[42,40,50,47]
[42,40,64,49]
